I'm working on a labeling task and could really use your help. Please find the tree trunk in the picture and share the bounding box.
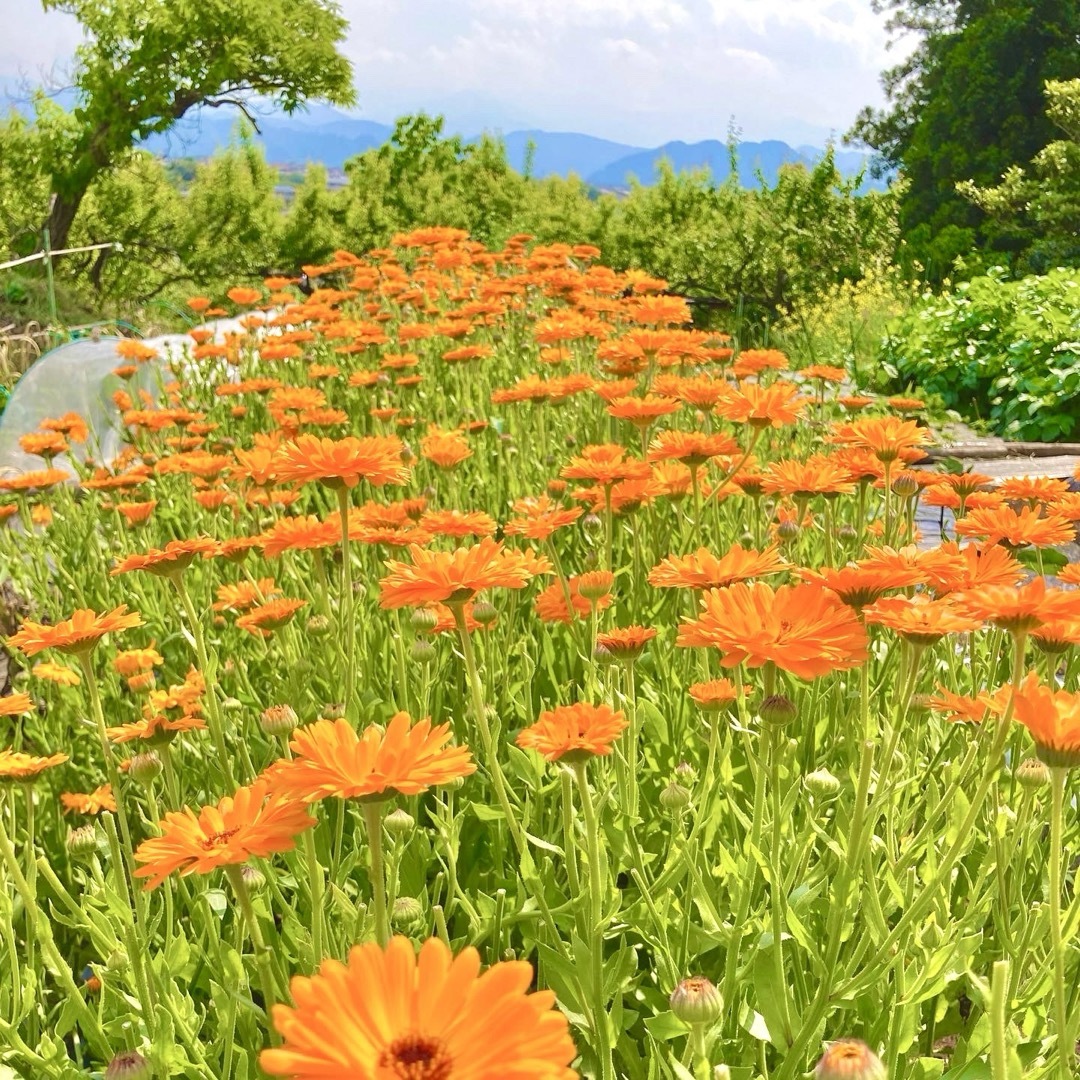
[43,188,87,254]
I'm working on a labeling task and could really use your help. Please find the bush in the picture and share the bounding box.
[881,266,1080,439]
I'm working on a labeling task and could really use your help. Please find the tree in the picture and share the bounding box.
[850,0,1080,280]
[37,0,353,250]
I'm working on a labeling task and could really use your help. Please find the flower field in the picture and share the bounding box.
[3,228,1080,1080]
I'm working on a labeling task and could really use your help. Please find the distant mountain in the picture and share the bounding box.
[498,131,646,179]
[587,139,881,191]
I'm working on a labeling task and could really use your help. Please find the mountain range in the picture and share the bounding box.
[144,103,883,191]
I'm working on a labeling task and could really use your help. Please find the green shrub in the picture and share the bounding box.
[880,266,1080,439]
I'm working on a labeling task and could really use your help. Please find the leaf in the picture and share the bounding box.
[642,1010,687,1041]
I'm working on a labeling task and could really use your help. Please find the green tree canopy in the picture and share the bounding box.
[37,0,354,250]
[850,0,1080,281]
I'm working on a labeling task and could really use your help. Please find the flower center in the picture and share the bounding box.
[379,1034,453,1080]
[200,826,241,850]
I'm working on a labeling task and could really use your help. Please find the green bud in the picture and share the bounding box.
[385,808,415,838]
[105,1050,152,1080]
[1016,757,1051,790]
[804,768,841,800]
[659,781,692,814]
[669,976,723,1026]
[391,896,425,932]
[815,1040,886,1080]
[260,704,299,737]
[129,750,162,785]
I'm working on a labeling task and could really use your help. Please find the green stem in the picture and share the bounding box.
[225,864,280,1043]
[361,800,390,947]
[990,958,1010,1080]
[1050,767,1071,1078]
[336,486,357,719]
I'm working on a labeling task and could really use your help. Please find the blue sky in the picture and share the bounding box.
[0,0,910,146]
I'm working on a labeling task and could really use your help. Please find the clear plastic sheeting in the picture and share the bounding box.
[0,316,252,478]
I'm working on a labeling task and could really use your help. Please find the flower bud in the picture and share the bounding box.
[675,761,696,783]
[105,1050,152,1080]
[714,1068,732,1080]
[891,474,919,499]
[411,608,439,634]
[391,896,425,932]
[472,600,498,627]
[260,704,299,738]
[222,696,243,711]
[306,614,331,636]
[129,750,162,785]
[837,524,858,543]
[411,639,438,664]
[385,808,415,838]
[581,512,604,538]
[659,780,692,814]
[67,824,100,860]
[815,1040,886,1080]
[759,693,797,727]
[804,768,841,800]
[776,518,800,541]
[240,864,266,893]
[321,702,346,721]
[106,949,129,972]
[1016,757,1050,790]
[669,976,723,1026]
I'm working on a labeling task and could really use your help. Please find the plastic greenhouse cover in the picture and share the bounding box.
[0,316,252,478]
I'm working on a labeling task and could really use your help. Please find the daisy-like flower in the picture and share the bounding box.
[953,504,1075,549]
[213,579,281,613]
[60,784,116,815]
[420,509,497,539]
[561,444,652,487]
[688,678,739,710]
[762,456,857,499]
[235,598,308,637]
[517,702,628,762]
[606,394,682,428]
[595,626,657,660]
[8,606,143,657]
[276,434,409,490]
[264,713,475,803]
[260,515,342,558]
[797,563,924,611]
[0,749,69,781]
[713,380,807,428]
[31,661,81,687]
[920,541,1024,595]
[926,687,1009,725]
[133,779,316,889]
[504,495,583,541]
[1011,673,1080,767]
[379,539,549,609]
[111,538,220,578]
[421,428,473,469]
[678,581,868,679]
[0,468,70,492]
[649,544,790,591]
[954,577,1080,636]
[260,936,577,1079]
[534,576,614,624]
[830,416,931,464]
[0,692,33,716]
[106,714,207,745]
[862,595,983,646]
[647,430,738,466]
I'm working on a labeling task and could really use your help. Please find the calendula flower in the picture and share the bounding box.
[595,626,656,660]
[920,542,1023,595]
[260,515,342,558]
[517,702,628,761]
[798,564,923,611]
[420,509,497,539]
[133,779,316,889]
[0,692,33,716]
[830,416,931,464]
[275,434,409,490]
[955,578,1080,635]
[678,581,867,679]
[0,468,70,492]
[113,648,164,678]
[713,381,807,428]
[0,749,68,781]
[606,394,682,428]
[213,579,281,612]
[534,576,614,624]
[927,686,1009,725]
[379,539,548,608]
[561,444,652,487]
[649,544,789,591]
[688,678,739,710]
[32,661,81,687]
[106,714,207,745]
[421,428,473,469]
[112,538,220,578]
[504,496,583,540]
[1012,673,1080,767]
[61,784,116,815]
[647,430,738,466]
[762,456,857,499]
[9,606,143,657]
[862,595,983,645]
[235,598,307,637]
[953,505,1075,549]
[260,936,577,1079]
[264,713,475,803]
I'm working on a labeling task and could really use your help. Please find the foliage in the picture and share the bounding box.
[34,0,354,249]
[881,265,1080,438]
[851,0,1080,282]
[957,78,1080,273]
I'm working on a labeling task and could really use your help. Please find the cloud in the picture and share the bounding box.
[0,0,908,147]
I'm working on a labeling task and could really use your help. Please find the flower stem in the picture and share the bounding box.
[361,800,390,947]
[336,486,357,720]
[990,958,1010,1080]
[1050,766,1071,1078]
[225,864,280,1044]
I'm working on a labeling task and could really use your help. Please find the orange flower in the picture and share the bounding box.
[0,692,33,716]
[226,286,262,306]
[60,784,116,815]
[112,538,220,577]
[862,595,983,645]
[264,713,475,802]
[235,598,307,637]
[106,714,207,745]
[213,579,281,612]
[19,432,68,459]
[31,661,81,687]
[113,648,164,677]
[953,505,1075,549]
[0,468,70,492]
[420,509,497,538]
[713,381,807,428]
[688,678,739,710]
[0,749,68,781]
[732,348,789,377]
[649,544,789,590]
[1012,673,1080,766]
[678,581,867,679]
[276,434,409,490]
[260,515,341,558]
[260,936,576,1080]
[927,687,1009,725]
[595,626,656,660]
[40,412,89,443]
[421,428,473,469]
[647,430,738,466]
[505,495,583,540]
[799,364,848,383]
[116,500,158,526]
[920,542,1023,595]
[516,702,628,761]
[830,416,931,464]
[606,394,681,428]
[9,606,143,657]
[797,563,922,610]
[379,539,548,608]
[955,577,1080,635]
[762,456,856,498]
[561,444,652,487]
[133,779,316,889]
[534,576,614,624]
